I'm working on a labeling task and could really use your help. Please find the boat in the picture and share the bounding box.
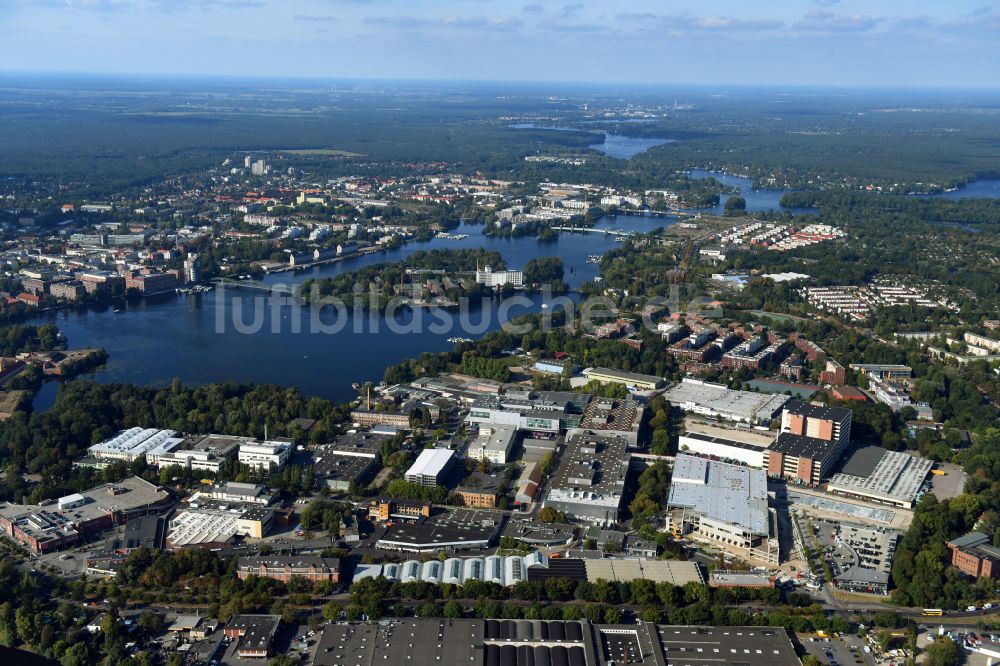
[541,304,549,309]
[586,255,602,264]
[447,336,473,344]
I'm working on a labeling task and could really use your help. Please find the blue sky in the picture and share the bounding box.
[2,0,998,86]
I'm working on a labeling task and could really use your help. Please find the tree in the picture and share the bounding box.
[61,643,91,666]
[537,507,565,523]
[443,601,462,618]
[723,195,747,214]
[925,635,958,666]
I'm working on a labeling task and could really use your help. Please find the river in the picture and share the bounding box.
[30,214,674,409]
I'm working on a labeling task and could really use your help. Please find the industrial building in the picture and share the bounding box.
[309,432,385,491]
[224,615,281,660]
[312,619,800,666]
[368,498,431,523]
[154,433,243,473]
[404,448,456,486]
[237,439,293,470]
[466,392,578,435]
[848,363,912,380]
[948,532,1000,579]
[0,477,172,554]
[578,396,644,446]
[582,367,665,391]
[677,420,776,468]
[826,447,933,509]
[87,427,185,464]
[663,378,789,425]
[544,429,631,526]
[166,504,274,548]
[204,481,277,506]
[455,472,505,508]
[467,425,518,464]
[375,508,504,552]
[355,552,548,587]
[666,454,779,565]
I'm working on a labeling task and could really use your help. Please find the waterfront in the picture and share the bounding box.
[29,214,673,409]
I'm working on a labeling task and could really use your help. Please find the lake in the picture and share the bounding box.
[687,169,1000,215]
[30,214,673,409]
[685,169,816,215]
[509,123,672,159]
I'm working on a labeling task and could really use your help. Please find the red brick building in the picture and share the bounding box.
[236,556,340,583]
[948,533,1000,578]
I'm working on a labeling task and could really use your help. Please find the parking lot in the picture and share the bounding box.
[929,463,967,501]
[800,633,876,666]
[800,518,898,584]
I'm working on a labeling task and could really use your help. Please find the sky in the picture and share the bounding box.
[1,0,998,87]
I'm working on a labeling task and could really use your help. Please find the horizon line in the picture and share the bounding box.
[1,69,1000,93]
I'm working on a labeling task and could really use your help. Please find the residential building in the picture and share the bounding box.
[475,265,523,288]
[124,271,177,294]
[49,280,85,301]
[820,359,846,386]
[183,253,200,283]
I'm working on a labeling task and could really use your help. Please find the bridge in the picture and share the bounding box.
[551,226,637,238]
[211,277,299,296]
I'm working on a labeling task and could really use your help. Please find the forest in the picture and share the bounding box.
[4,78,1000,201]
[0,379,351,504]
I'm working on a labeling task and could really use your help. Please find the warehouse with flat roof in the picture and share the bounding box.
[404,448,456,486]
[583,367,665,391]
[544,429,631,526]
[667,454,779,565]
[664,378,789,424]
[827,447,933,509]
[313,618,800,666]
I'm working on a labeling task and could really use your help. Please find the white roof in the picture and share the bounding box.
[668,454,770,536]
[88,427,183,458]
[405,448,455,478]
